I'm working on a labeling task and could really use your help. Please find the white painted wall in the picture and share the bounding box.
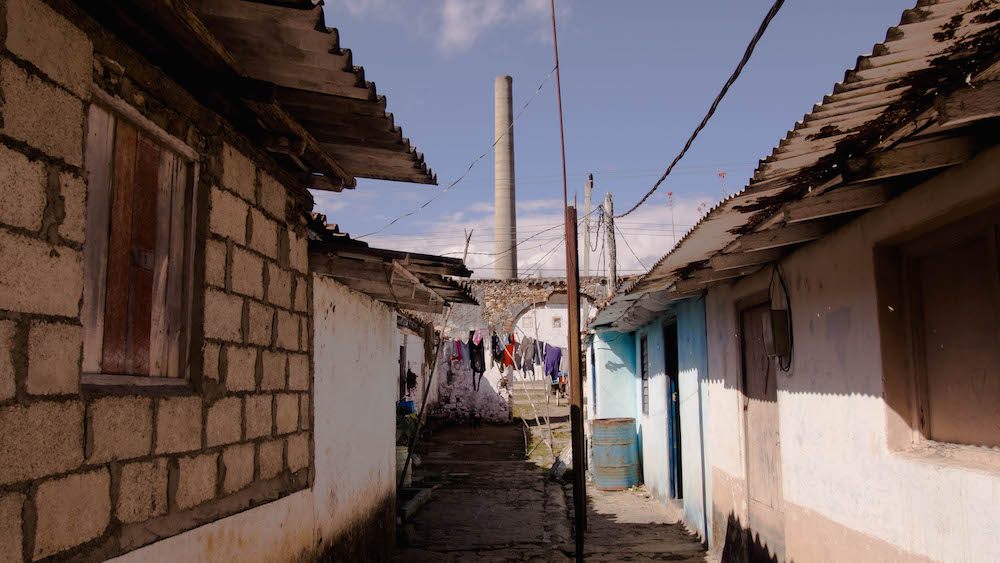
[705,146,1000,562]
[111,276,399,562]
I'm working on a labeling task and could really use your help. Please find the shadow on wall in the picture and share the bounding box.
[719,512,782,563]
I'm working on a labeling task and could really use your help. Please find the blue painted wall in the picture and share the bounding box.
[590,298,712,545]
[674,298,712,545]
[592,331,636,420]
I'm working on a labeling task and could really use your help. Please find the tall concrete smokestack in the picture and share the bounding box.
[494,75,517,279]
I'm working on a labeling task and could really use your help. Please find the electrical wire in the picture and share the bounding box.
[615,0,785,218]
[357,65,558,239]
[613,221,648,271]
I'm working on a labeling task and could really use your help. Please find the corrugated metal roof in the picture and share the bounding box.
[591,0,1000,331]
[189,0,436,186]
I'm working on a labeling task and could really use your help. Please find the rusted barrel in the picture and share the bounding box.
[592,418,639,490]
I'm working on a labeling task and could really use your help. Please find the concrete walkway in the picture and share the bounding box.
[393,423,707,562]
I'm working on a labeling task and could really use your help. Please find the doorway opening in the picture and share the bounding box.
[664,320,682,499]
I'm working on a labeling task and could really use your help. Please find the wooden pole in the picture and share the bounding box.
[583,174,592,277]
[605,192,617,297]
[564,205,587,548]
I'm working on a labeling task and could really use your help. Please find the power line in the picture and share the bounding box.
[615,0,785,218]
[357,65,558,239]
[614,221,648,271]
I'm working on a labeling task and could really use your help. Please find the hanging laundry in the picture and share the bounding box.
[469,331,486,375]
[491,333,505,365]
[473,328,486,346]
[503,333,517,368]
[460,339,471,369]
[544,343,562,379]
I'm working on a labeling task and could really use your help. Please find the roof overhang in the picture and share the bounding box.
[308,236,477,314]
[590,1,1000,332]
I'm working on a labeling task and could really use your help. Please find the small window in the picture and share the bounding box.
[640,335,649,415]
[881,205,1000,449]
[552,316,562,328]
[81,95,199,386]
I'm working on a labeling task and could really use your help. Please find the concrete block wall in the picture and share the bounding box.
[0,1,313,560]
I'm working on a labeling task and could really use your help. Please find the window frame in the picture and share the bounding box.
[81,88,200,390]
[877,202,1000,460]
[640,334,649,415]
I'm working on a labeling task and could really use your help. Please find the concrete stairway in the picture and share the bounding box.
[508,376,570,465]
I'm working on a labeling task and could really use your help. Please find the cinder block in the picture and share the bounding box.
[275,393,298,434]
[231,247,263,299]
[0,60,84,166]
[244,394,272,439]
[26,321,81,395]
[225,346,257,392]
[260,351,286,391]
[33,469,110,560]
[293,275,308,313]
[287,353,309,391]
[287,432,309,472]
[0,144,45,231]
[0,320,15,401]
[155,396,202,454]
[221,443,254,494]
[209,187,248,245]
[300,316,309,353]
[0,401,82,484]
[206,396,241,447]
[288,230,308,274]
[276,310,299,351]
[247,301,273,347]
[0,492,23,562]
[258,439,283,480]
[299,394,310,430]
[250,209,278,260]
[87,396,152,463]
[58,172,86,244]
[176,453,217,510]
[203,342,220,382]
[117,459,168,524]
[203,290,243,343]
[204,238,227,288]
[267,264,291,309]
[0,230,82,317]
[221,144,256,202]
[258,172,287,220]
[5,0,92,98]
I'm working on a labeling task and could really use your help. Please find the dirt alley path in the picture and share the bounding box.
[392,423,707,562]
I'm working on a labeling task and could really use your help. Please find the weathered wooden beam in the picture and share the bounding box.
[392,262,445,305]
[305,174,344,192]
[709,248,786,271]
[845,134,979,183]
[673,266,761,293]
[736,222,827,253]
[783,183,891,224]
[935,80,1000,127]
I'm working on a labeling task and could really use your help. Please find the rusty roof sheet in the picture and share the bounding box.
[189,0,436,186]
[591,0,1000,330]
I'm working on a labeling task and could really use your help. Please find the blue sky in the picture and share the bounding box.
[313,0,915,277]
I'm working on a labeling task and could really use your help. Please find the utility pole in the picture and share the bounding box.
[462,229,473,262]
[605,192,616,297]
[583,174,592,277]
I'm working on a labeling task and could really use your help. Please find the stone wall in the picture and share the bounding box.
[0,1,312,560]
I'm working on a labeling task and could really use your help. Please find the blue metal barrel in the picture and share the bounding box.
[591,418,640,490]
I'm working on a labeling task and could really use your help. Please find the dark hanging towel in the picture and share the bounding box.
[491,332,505,365]
[469,330,486,375]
